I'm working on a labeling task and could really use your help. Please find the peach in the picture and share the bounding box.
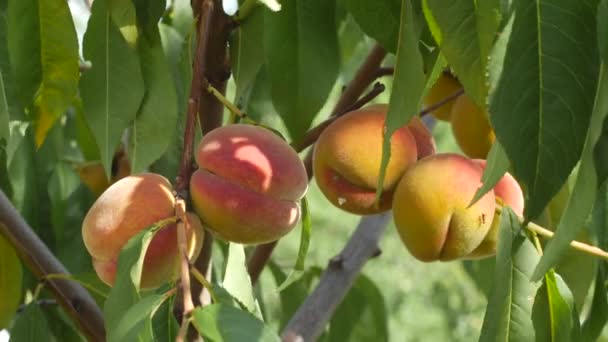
[82,173,204,289]
[466,160,524,259]
[424,72,461,121]
[406,116,436,159]
[190,124,308,244]
[313,105,418,215]
[450,94,496,158]
[392,153,496,261]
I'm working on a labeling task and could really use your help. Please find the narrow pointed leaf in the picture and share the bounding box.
[0,234,22,329]
[479,208,539,342]
[230,7,264,102]
[264,0,340,140]
[342,0,401,53]
[532,271,579,342]
[191,304,280,342]
[9,304,52,341]
[80,0,144,178]
[488,0,600,220]
[223,243,257,315]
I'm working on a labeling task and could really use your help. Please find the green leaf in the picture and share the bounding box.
[264,0,340,140]
[128,0,178,173]
[594,118,608,187]
[532,271,580,342]
[223,243,258,315]
[488,0,600,220]
[47,162,80,240]
[342,0,401,53]
[7,0,41,109]
[581,186,608,341]
[326,274,388,342]
[469,142,510,207]
[0,233,22,329]
[42,305,86,342]
[0,1,11,143]
[103,224,161,342]
[152,296,179,342]
[531,51,608,280]
[80,0,145,178]
[423,0,500,105]
[30,0,80,147]
[276,196,312,291]
[376,0,426,203]
[230,7,265,102]
[191,304,281,342]
[108,293,168,342]
[10,304,54,341]
[479,207,539,342]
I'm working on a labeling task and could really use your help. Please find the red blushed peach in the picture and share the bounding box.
[392,153,496,261]
[466,160,524,259]
[313,105,418,215]
[190,124,307,244]
[82,174,204,289]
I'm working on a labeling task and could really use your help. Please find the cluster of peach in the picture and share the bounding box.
[312,102,523,262]
[81,125,308,289]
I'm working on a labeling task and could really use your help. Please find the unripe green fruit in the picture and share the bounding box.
[392,153,496,261]
[190,124,308,244]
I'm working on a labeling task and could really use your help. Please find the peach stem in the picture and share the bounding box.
[176,197,194,342]
[495,206,608,260]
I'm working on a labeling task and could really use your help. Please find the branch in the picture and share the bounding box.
[420,88,464,118]
[0,191,105,341]
[247,44,388,284]
[281,213,392,341]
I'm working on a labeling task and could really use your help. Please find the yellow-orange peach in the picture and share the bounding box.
[466,160,524,259]
[313,106,418,215]
[82,173,204,289]
[190,124,308,244]
[424,73,461,121]
[406,116,436,159]
[451,94,495,158]
[392,153,496,261]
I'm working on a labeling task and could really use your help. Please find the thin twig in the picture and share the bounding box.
[0,191,105,341]
[420,88,464,117]
[175,198,194,342]
[281,213,392,341]
[375,67,394,78]
[247,44,388,284]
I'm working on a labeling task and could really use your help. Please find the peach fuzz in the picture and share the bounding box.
[190,124,307,244]
[313,106,418,215]
[466,160,524,259]
[392,153,496,261]
[82,173,204,289]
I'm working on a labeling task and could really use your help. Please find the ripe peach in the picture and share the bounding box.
[190,124,308,244]
[450,94,496,158]
[313,105,418,215]
[466,160,524,259]
[392,153,496,261]
[406,116,436,159]
[82,173,204,289]
[424,73,461,121]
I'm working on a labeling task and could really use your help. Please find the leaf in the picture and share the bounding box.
[276,196,312,291]
[581,186,608,341]
[0,0,11,143]
[488,0,600,220]
[7,0,41,109]
[470,141,510,207]
[191,304,281,342]
[594,115,608,187]
[0,233,22,329]
[342,0,401,53]
[264,0,340,140]
[223,243,257,315]
[479,207,539,342]
[10,304,54,341]
[376,0,426,203]
[30,0,80,147]
[108,293,168,342]
[103,224,160,342]
[531,10,608,279]
[152,296,179,342]
[326,274,389,342]
[42,305,86,342]
[532,271,580,342]
[47,162,81,240]
[423,0,500,105]
[230,7,265,102]
[128,0,178,173]
[80,0,145,178]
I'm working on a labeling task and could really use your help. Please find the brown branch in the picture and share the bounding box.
[190,0,233,311]
[247,44,388,285]
[281,213,392,341]
[420,88,464,118]
[0,191,105,341]
[375,67,394,78]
